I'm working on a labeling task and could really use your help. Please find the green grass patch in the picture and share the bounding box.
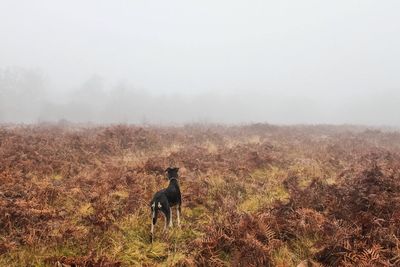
[239,168,290,213]
[0,243,84,267]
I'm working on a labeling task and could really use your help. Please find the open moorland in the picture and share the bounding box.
[0,123,400,266]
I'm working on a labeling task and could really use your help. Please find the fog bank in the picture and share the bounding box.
[1,68,399,126]
[1,1,399,126]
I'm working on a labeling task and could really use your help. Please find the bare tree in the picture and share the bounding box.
[0,67,46,122]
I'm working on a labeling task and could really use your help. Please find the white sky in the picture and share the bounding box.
[0,0,399,125]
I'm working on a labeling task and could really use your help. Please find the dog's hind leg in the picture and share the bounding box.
[168,207,174,228]
[159,203,169,232]
[176,204,181,227]
[151,222,154,242]
[151,203,158,242]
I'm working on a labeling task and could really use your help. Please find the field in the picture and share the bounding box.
[0,123,400,266]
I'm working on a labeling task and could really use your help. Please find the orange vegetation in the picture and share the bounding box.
[0,124,399,266]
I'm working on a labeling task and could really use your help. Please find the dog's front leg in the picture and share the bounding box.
[163,212,168,232]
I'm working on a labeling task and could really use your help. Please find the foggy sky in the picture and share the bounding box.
[0,1,399,125]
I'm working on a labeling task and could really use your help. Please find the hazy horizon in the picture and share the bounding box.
[1,1,399,126]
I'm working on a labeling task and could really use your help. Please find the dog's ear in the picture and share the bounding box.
[173,167,179,172]
[165,167,171,172]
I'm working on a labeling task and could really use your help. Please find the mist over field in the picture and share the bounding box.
[3,2,400,266]
[1,1,399,126]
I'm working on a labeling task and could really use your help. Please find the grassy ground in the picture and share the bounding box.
[0,124,400,266]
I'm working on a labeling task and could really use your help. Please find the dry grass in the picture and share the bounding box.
[0,123,400,266]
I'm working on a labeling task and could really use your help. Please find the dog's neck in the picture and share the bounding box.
[168,177,179,186]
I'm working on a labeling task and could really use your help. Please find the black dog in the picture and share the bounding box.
[150,167,182,241]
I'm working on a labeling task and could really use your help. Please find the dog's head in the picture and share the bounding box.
[165,167,179,179]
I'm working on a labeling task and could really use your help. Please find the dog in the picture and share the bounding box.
[150,167,182,241]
